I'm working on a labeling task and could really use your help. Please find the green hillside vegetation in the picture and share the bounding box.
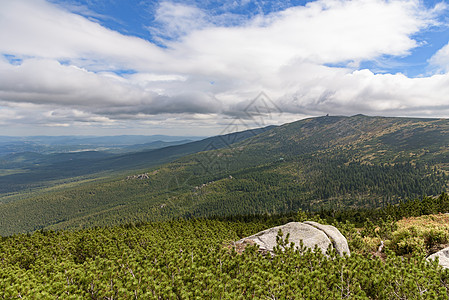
[2,193,449,299]
[0,126,273,196]
[1,115,448,236]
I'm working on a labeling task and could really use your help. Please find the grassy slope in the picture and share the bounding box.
[1,115,448,235]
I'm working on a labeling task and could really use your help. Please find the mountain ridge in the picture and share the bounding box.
[0,115,448,235]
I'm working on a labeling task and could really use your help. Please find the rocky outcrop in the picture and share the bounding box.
[235,221,350,256]
[126,173,149,180]
[303,221,351,256]
[427,247,449,268]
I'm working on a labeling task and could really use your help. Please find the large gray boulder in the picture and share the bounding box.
[427,247,449,268]
[235,221,350,256]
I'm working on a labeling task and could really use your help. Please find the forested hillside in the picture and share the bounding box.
[2,193,449,299]
[0,126,273,196]
[1,115,448,235]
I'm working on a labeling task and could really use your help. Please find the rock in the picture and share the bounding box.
[303,221,351,256]
[235,221,350,256]
[427,247,449,268]
[126,173,149,180]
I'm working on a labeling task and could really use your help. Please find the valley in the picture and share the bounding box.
[2,114,449,298]
[0,115,448,236]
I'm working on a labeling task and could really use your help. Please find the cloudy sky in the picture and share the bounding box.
[1,0,449,136]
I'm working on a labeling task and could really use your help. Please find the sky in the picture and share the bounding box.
[1,0,449,136]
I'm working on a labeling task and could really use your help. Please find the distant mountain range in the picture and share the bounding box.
[0,115,448,235]
[0,127,274,195]
[0,135,206,156]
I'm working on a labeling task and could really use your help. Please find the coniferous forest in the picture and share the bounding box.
[1,115,449,298]
[2,193,449,299]
[2,115,449,235]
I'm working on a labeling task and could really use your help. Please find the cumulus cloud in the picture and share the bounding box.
[0,0,448,135]
[0,0,166,71]
[277,67,449,117]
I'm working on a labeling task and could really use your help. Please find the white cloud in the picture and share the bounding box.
[168,0,432,77]
[149,1,210,42]
[0,0,166,71]
[0,0,448,135]
[0,58,148,106]
[0,58,223,117]
[0,107,23,125]
[430,43,449,72]
[276,66,449,117]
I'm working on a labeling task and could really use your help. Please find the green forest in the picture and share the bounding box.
[2,115,449,298]
[2,193,449,299]
[1,115,449,235]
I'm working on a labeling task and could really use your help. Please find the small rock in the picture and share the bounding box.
[427,247,449,268]
[126,173,150,180]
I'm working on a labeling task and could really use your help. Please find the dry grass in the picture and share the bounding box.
[396,213,449,231]
[390,214,449,256]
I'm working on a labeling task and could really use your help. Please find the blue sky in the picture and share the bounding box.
[1,0,449,135]
[52,0,311,39]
